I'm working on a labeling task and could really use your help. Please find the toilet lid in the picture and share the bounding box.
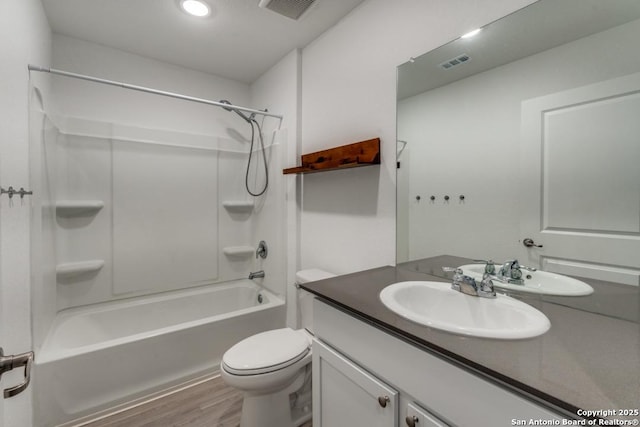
[222,328,311,375]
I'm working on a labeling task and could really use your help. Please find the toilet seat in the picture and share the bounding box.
[222,328,311,376]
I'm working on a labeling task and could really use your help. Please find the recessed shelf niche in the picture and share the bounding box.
[56,260,105,279]
[222,201,255,212]
[223,246,255,258]
[56,200,104,216]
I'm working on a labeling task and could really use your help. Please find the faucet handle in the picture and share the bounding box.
[472,259,496,274]
[256,240,268,259]
[500,259,518,273]
[442,267,464,279]
[444,267,462,278]
[509,260,523,280]
[480,273,496,297]
[482,272,493,282]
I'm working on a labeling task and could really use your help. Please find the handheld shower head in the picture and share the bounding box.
[219,99,252,123]
[219,100,269,197]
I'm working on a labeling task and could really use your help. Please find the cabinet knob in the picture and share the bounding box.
[377,395,390,408]
[405,415,419,427]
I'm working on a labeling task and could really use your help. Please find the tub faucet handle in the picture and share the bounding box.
[256,240,268,259]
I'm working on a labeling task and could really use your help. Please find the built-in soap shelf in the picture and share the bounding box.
[56,260,105,279]
[56,200,104,216]
[223,246,254,258]
[222,201,254,212]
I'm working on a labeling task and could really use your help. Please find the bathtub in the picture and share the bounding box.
[34,280,285,427]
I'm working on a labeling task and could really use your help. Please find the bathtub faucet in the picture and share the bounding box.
[249,270,265,280]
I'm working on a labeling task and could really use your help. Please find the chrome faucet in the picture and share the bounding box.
[249,270,265,280]
[451,269,496,298]
[473,259,538,286]
[497,260,524,285]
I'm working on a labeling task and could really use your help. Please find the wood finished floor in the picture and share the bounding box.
[81,375,312,427]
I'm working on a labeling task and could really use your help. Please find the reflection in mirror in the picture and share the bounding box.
[396,0,640,301]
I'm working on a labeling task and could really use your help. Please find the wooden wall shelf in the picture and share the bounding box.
[283,138,380,175]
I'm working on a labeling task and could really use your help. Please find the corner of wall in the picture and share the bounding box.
[250,48,302,328]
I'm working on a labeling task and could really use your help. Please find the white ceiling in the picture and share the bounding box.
[397,0,640,99]
[41,0,365,84]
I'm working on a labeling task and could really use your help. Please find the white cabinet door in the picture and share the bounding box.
[313,339,398,427]
[520,72,640,285]
[404,402,448,427]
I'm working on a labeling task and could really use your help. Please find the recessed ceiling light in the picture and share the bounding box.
[180,0,210,17]
[461,28,482,39]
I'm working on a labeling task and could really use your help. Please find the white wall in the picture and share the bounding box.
[51,35,250,135]
[398,18,640,263]
[299,0,536,275]
[0,0,51,425]
[250,49,302,326]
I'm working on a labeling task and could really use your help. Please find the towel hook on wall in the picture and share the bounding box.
[1,186,33,200]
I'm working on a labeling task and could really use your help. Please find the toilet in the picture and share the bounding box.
[220,269,335,427]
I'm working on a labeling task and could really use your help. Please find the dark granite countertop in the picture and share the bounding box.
[300,255,640,420]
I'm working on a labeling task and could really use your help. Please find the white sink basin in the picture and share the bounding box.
[457,264,594,296]
[379,281,550,340]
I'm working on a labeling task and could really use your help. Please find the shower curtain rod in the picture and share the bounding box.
[28,65,284,126]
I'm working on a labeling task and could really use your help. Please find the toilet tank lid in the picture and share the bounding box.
[296,269,335,284]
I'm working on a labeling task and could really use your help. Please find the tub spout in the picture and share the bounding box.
[249,270,265,280]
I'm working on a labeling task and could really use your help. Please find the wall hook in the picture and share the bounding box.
[18,187,33,199]
[1,187,33,199]
[1,187,15,199]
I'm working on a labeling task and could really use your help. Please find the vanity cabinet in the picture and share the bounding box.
[312,299,564,427]
[313,339,398,426]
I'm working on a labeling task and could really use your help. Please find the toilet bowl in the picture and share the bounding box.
[220,269,335,427]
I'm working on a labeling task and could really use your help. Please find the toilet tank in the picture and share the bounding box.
[296,269,335,333]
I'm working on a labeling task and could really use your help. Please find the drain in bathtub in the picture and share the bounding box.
[258,293,263,304]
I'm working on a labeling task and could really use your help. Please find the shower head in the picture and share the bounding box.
[219,100,252,123]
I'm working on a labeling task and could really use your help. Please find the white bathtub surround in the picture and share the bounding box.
[35,280,284,426]
[37,114,287,311]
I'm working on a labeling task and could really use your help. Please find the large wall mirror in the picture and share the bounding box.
[396,0,640,292]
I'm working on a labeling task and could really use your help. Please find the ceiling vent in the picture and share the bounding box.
[439,54,471,70]
[258,0,316,20]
